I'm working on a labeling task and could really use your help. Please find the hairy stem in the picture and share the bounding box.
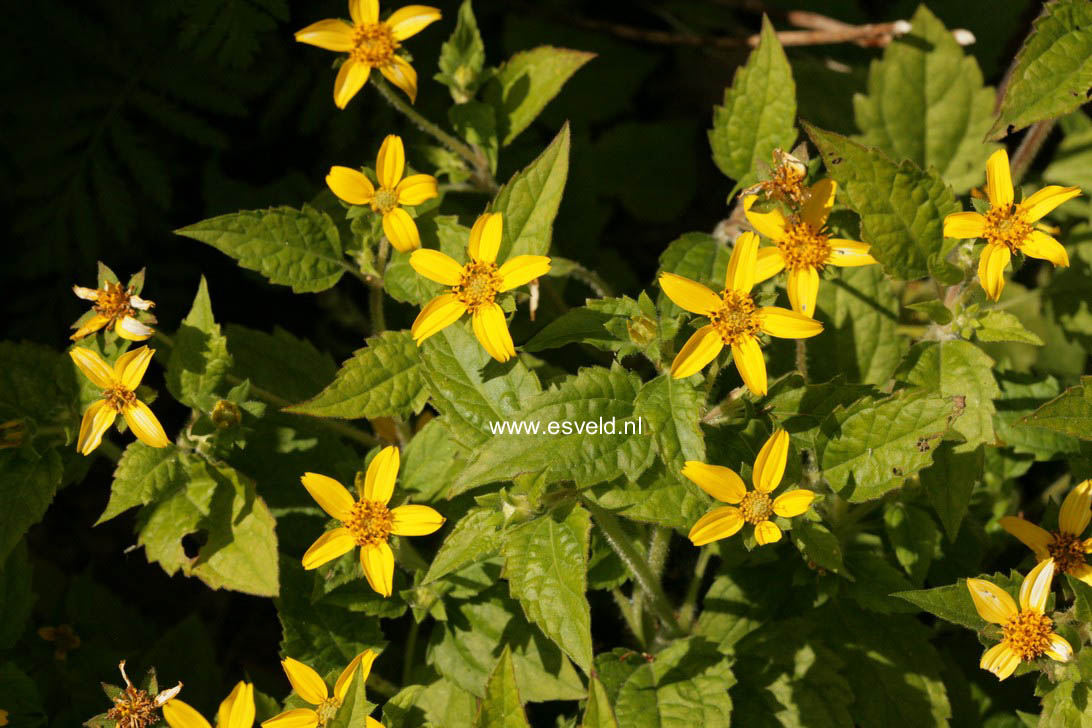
[678,548,713,631]
[1009,120,1056,185]
[369,238,389,335]
[611,588,646,647]
[401,618,420,686]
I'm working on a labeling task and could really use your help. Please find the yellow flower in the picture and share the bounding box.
[1000,479,1092,584]
[71,280,156,341]
[295,0,441,107]
[263,651,383,728]
[743,179,877,317]
[409,212,550,362]
[70,346,169,455]
[684,429,815,546]
[943,148,1079,301]
[327,135,438,253]
[966,559,1072,681]
[163,681,255,728]
[659,232,823,394]
[301,446,444,597]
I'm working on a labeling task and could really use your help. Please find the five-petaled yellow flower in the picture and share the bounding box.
[684,429,815,546]
[301,446,444,597]
[295,0,441,108]
[966,559,1072,681]
[70,346,169,455]
[743,179,877,317]
[1001,479,1092,584]
[944,148,1079,301]
[659,232,823,394]
[263,651,383,728]
[71,280,156,341]
[327,135,438,253]
[410,212,550,362]
[163,681,255,728]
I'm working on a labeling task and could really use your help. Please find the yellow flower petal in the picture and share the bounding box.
[77,400,117,455]
[115,316,154,342]
[376,135,405,190]
[1045,632,1073,663]
[754,248,785,284]
[294,19,355,51]
[390,504,445,536]
[753,520,782,545]
[281,658,328,705]
[1059,480,1092,536]
[261,708,319,728]
[71,313,111,341]
[468,212,503,264]
[497,255,551,292]
[743,194,787,240]
[966,578,1019,624]
[395,174,438,206]
[364,445,400,505]
[786,266,820,316]
[360,541,395,597]
[350,0,379,26]
[979,642,1019,681]
[367,719,385,728]
[985,148,1013,209]
[218,682,255,728]
[999,516,1053,559]
[327,166,376,205]
[410,249,463,286]
[411,294,467,344]
[773,489,814,518]
[379,55,418,103]
[752,429,789,494]
[977,244,1010,301]
[1021,185,1081,223]
[943,211,987,239]
[659,273,721,316]
[680,461,746,504]
[669,325,724,379]
[756,307,824,339]
[386,5,442,40]
[472,304,516,362]
[726,231,759,294]
[1070,562,1092,585]
[123,401,169,449]
[70,346,116,388]
[801,178,836,229]
[1020,558,1055,613]
[115,345,154,390]
[382,208,421,252]
[1019,230,1069,267]
[826,240,877,267]
[688,505,744,546]
[300,472,356,520]
[162,698,211,728]
[333,58,371,109]
[731,335,767,395]
[302,527,357,570]
[334,650,378,703]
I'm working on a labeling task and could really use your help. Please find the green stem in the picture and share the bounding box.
[1009,120,1056,184]
[369,238,389,335]
[401,618,420,686]
[611,588,645,647]
[794,338,809,382]
[678,548,713,632]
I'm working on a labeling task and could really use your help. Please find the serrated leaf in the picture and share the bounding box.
[709,16,797,185]
[582,675,620,728]
[435,0,486,102]
[634,374,705,471]
[484,50,593,146]
[382,680,479,728]
[852,5,999,193]
[1038,680,1092,728]
[474,646,531,728]
[167,276,232,410]
[327,658,378,728]
[919,442,983,541]
[0,340,78,426]
[1018,376,1092,440]
[995,372,1081,459]
[502,503,593,672]
[804,122,961,281]
[226,324,337,403]
[989,0,1092,139]
[425,508,506,584]
[843,545,916,614]
[695,568,793,651]
[761,375,875,452]
[975,310,1045,345]
[0,449,63,566]
[883,503,940,585]
[894,582,986,631]
[898,340,1000,447]
[523,297,642,353]
[592,464,709,531]
[792,520,848,577]
[175,204,346,293]
[99,442,187,523]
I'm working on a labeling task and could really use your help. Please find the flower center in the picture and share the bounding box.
[350,22,398,66]
[102,385,137,412]
[371,187,399,215]
[453,262,502,313]
[983,204,1032,253]
[106,687,158,728]
[1002,609,1054,661]
[778,221,831,271]
[739,491,773,525]
[342,499,393,547]
[95,282,136,320]
[1047,531,1087,574]
[769,162,807,207]
[709,290,761,346]
[315,697,342,726]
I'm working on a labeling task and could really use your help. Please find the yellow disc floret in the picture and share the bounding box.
[739,491,773,525]
[343,499,393,547]
[103,385,138,413]
[1047,531,1087,575]
[350,22,398,66]
[710,290,761,346]
[371,187,399,215]
[983,205,1033,253]
[1002,610,1054,661]
[94,281,138,319]
[453,262,502,313]
[779,220,832,271]
[315,697,342,726]
[106,686,159,728]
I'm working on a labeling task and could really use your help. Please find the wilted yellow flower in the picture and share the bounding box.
[70,346,169,455]
[301,446,444,597]
[38,624,80,660]
[262,651,382,728]
[659,232,823,394]
[740,148,809,209]
[163,681,255,728]
[743,179,877,317]
[327,135,438,253]
[944,148,1078,301]
[1001,479,1092,583]
[966,559,1071,680]
[105,660,182,728]
[410,212,550,363]
[684,429,815,546]
[71,280,155,341]
[295,0,441,107]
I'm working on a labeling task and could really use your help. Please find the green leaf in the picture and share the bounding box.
[474,646,531,728]
[852,5,999,193]
[284,331,427,420]
[450,101,498,172]
[484,50,594,146]
[695,568,793,651]
[452,364,655,495]
[327,658,378,728]
[804,122,961,281]
[1044,112,1092,190]
[0,662,46,728]
[792,520,849,577]
[489,123,570,259]
[400,417,472,501]
[975,310,1045,345]
[634,374,706,472]
[1067,575,1092,622]
[760,375,875,452]
[167,276,232,411]
[1038,680,1092,728]
[523,297,642,353]
[883,503,940,585]
[613,637,735,727]
[919,442,984,541]
[592,463,709,531]
[383,680,479,728]
[0,341,78,426]
[425,508,506,584]
[995,373,1081,459]
[988,0,1092,139]
[226,324,337,403]
[502,503,593,672]
[842,545,916,614]
[175,204,346,293]
[384,216,472,305]
[435,0,486,102]
[818,388,958,502]
[582,676,620,728]
[0,449,63,566]
[1019,376,1092,441]
[99,442,187,523]
[656,233,730,314]
[0,542,32,649]
[709,16,797,186]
